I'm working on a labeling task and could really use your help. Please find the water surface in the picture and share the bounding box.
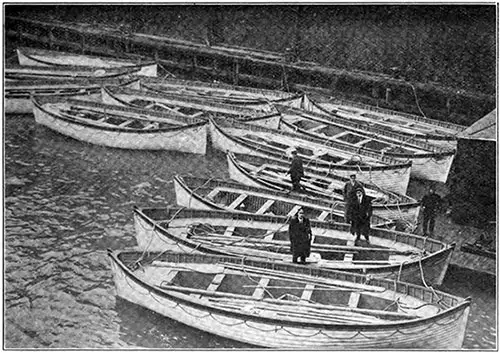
[4,114,496,349]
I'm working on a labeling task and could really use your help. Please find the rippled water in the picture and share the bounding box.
[4,114,496,349]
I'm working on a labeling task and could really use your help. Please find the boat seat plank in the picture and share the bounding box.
[264,231,275,241]
[343,239,356,262]
[330,131,351,140]
[192,111,205,118]
[317,211,330,221]
[227,193,248,210]
[250,164,268,176]
[287,205,302,217]
[308,124,328,133]
[301,283,315,302]
[261,169,287,181]
[158,269,179,285]
[223,226,235,237]
[308,178,318,185]
[144,122,159,130]
[206,188,221,200]
[119,119,134,128]
[252,277,270,299]
[206,273,225,292]
[256,199,275,215]
[154,102,179,113]
[348,292,361,308]
[343,254,354,262]
[354,138,373,147]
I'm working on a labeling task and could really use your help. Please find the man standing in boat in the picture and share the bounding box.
[421,187,442,237]
[289,207,312,264]
[348,188,372,244]
[343,174,364,223]
[287,148,305,192]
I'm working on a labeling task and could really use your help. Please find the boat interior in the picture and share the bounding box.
[118,251,451,323]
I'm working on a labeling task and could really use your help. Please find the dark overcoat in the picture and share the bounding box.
[421,193,442,216]
[348,195,373,235]
[289,217,312,257]
[343,180,364,221]
[343,180,364,202]
[289,156,304,179]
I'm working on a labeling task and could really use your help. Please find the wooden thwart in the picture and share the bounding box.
[256,199,275,215]
[227,193,248,210]
[206,273,225,292]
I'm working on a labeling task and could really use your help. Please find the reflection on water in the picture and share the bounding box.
[4,114,496,349]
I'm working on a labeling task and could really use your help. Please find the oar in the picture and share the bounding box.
[208,298,387,324]
[156,283,419,320]
[189,232,420,256]
[220,262,385,292]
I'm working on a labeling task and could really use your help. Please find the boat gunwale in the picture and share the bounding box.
[4,77,140,89]
[17,46,157,68]
[6,64,141,78]
[176,174,344,209]
[133,205,455,273]
[310,96,466,133]
[174,170,419,214]
[5,78,140,100]
[140,77,302,100]
[109,249,471,330]
[210,117,413,171]
[174,174,391,226]
[278,109,456,158]
[104,85,280,116]
[228,152,418,207]
[32,98,208,134]
[276,103,457,152]
[102,86,284,125]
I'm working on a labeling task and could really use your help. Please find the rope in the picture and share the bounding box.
[162,207,186,228]
[187,177,215,206]
[417,258,449,309]
[407,82,427,119]
[158,64,176,78]
[397,260,406,282]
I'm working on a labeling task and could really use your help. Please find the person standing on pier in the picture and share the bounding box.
[289,207,312,264]
[287,149,304,192]
[343,174,364,223]
[348,188,372,244]
[421,187,442,237]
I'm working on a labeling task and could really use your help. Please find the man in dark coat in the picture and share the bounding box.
[287,149,304,192]
[421,187,442,236]
[343,174,364,223]
[348,188,372,243]
[288,207,312,263]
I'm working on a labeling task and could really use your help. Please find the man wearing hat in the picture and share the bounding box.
[420,187,442,236]
[288,207,312,264]
[348,187,372,244]
[343,174,364,223]
[287,148,304,192]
